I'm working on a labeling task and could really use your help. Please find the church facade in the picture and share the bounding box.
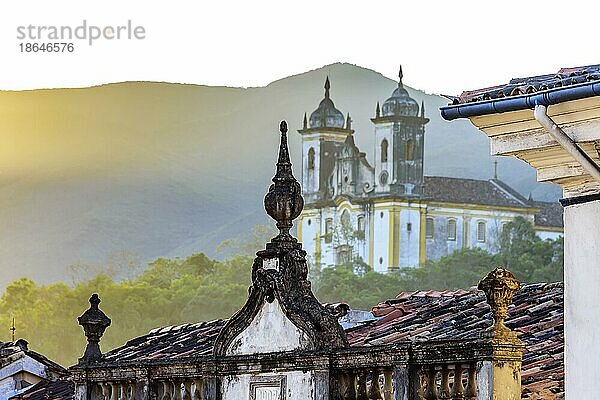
[296,68,563,272]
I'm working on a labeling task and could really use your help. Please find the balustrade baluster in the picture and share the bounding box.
[450,365,465,400]
[99,383,110,400]
[367,369,383,399]
[357,370,368,400]
[382,369,393,400]
[438,366,451,400]
[118,383,126,400]
[109,383,118,400]
[465,364,477,400]
[182,381,192,400]
[192,379,202,400]
[174,380,183,400]
[160,381,171,400]
[423,366,438,400]
[341,371,357,400]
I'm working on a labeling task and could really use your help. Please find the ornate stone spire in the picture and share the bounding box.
[478,267,521,340]
[376,101,380,118]
[421,100,425,118]
[264,121,304,249]
[398,65,404,87]
[324,76,331,99]
[346,113,352,130]
[303,112,308,129]
[213,121,348,355]
[77,294,111,363]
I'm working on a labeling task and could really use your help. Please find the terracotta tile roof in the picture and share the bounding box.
[9,379,74,400]
[96,284,564,399]
[424,176,530,208]
[346,282,564,399]
[102,319,226,363]
[450,64,600,105]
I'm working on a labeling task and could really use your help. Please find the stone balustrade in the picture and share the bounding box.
[74,335,521,400]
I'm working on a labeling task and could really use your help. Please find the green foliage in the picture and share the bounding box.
[314,217,563,309]
[0,253,251,368]
[497,217,563,283]
[313,248,497,310]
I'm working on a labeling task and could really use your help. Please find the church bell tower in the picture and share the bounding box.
[371,66,429,197]
[297,77,353,204]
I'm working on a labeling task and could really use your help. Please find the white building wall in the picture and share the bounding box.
[399,208,421,268]
[222,371,314,400]
[299,212,320,269]
[226,298,308,355]
[563,199,600,399]
[0,355,50,400]
[372,207,390,273]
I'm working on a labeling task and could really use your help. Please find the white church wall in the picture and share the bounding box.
[226,298,308,355]
[298,212,319,269]
[399,208,421,268]
[301,139,320,195]
[372,207,390,273]
[374,123,393,194]
[425,206,535,260]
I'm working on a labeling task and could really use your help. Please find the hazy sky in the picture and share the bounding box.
[1,0,598,94]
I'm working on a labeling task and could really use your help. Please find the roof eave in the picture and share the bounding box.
[440,81,600,121]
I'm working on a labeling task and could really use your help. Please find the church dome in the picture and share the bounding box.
[381,66,419,117]
[309,77,346,128]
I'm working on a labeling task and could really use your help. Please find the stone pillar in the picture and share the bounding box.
[562,195,600,397]
[477,268,524,400]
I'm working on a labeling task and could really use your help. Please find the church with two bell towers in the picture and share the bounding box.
[296,67,563,272]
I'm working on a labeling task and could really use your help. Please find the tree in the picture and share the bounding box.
[497,216,563,283]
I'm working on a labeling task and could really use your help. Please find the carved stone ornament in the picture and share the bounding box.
[478,267,521,340]
[77,293,112,363]
[213,121,348,355]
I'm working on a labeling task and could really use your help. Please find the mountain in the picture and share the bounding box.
[0,63,561,288]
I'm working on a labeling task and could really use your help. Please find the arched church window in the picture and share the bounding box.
[308,147,315,170]
[381,139,388,162]
[341,210,351,229]
[357,216,365,232]
[325,218,333,244]
[477,220,486,242]
[447,218,457,241]
[406,139,415,161]
[425,217,434,238]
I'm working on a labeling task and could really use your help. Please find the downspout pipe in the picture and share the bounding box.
[533,104,600,183]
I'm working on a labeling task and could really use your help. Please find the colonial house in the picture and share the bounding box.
[440,63,600,399]
[296,69,563,272]
[0,340,66,400]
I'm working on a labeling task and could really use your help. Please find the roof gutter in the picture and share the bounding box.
[440,81,600,121]
[533,104,600,183]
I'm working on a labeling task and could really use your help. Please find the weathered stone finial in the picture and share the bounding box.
[264,121,304,249]
[478,267,521,340]
[303,112,308,129]
[421,100,425,118]
[376,101,381,118]
[324,76,331,98]
[77,293,111,363]
[346,113,352,130]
